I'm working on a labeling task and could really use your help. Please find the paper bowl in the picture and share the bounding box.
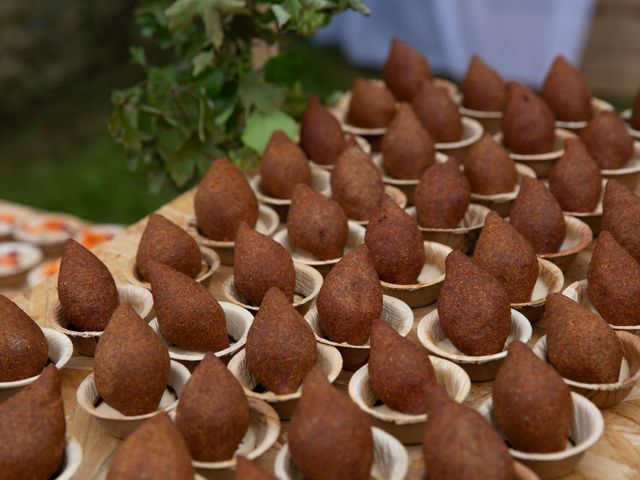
[125,246,220,290]
[511,258,564,323]
[304,295,413,371]
[563,279,640,335]
[189,397,280,480]
[434,116,484,160]
[55,438,83,480]
[601,141,640,191]
[621,108,640,141]
[0,204,32,240]
[330,77,458,137]
[561,179,606,235]
[273,221,365,277]
[13,213,84,255]
[470,163,537,217]
[538,216,593,272]
[331,79,392,136]
[274,427,409,480]
[72,223,123,250]
[513,462,543,480]
[249,168,331,221]
[309,135,371,171]
[227,343,343,420]
[348,357,471,444]
[0,241,44,287]
[554,98,614,132]
[149,301,253,367]
[0,327,73,401]
[48,283,154,356]
[26,259,61,288]
[627,126,640,142]
[187,205,280,265]
[494,129,576,178]
[222,263,322,315]
[371,152,448,205]
[433,78,460,101]
[458,104,503,135]
[350,185,407,226]
[406,204,490,253]
[417,308,533,382]
[379,241,452,308]
[76,360,191,439]
[533,332,640,408]
[478,393,604,480]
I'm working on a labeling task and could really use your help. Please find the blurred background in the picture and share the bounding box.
[0,0,638,225]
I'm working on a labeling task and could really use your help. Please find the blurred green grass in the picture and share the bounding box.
[0,67,178,224]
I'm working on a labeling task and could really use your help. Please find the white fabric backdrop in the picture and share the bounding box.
[314,0,597,88]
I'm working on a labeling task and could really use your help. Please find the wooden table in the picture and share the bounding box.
[17,189,640,479]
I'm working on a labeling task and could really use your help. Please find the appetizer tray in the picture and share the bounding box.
[19,189,640,479]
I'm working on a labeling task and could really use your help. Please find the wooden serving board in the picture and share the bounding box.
[17,189,640,479]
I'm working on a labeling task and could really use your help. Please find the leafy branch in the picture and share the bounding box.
[108,0,369,192]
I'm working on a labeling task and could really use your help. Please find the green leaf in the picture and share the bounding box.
[287,0,302,16]
[127,153,141,171]
[148,170,168,194]
[197,98,206,141]
[138,109,159,141]
[325,89,344,107]
[165,0,201,31]
[241,109,298,154]
[264,51,303,87]
[228,146,260,170]
[192,50,214,76]
[271,4,291,28]
[165,0,247,48]
[195,135,224,174]
[195,69,225,97]
[212,0,246,10]
[301,0,332,9]
[157,123,190,155]
[238,71,286,113]
[296,10,331,35]
[214,103,235,126]
[141,146,156,166]
[130,46,147,67]
[196,154,213,174]
[166,145,197,186]
[347,0,370,16]
[202,8,224,48]
[108,88,144,152]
